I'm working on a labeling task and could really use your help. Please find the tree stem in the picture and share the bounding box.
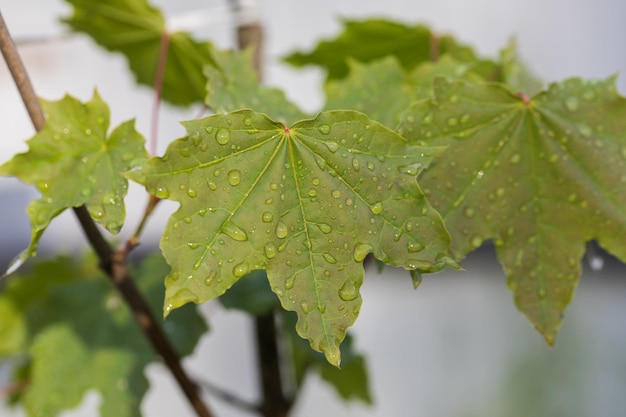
[0,10,214,417]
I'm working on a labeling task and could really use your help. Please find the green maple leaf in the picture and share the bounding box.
[137,109,453,365]
[0,92,147,272]
[284,18,482,80]
[62,0,216,106]
[397,77,626,343]
[324,55,486,128]
[0,255,207,417]
[205,48,307,124]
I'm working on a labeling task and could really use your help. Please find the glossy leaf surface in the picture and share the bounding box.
[0,255,207,417]
[139,109,452,365]
[398,77,626,342]
[0,92,147,272]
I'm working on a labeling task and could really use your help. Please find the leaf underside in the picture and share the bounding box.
[398,77,626,343]
[0,92,147,273]
[139,109,453,365]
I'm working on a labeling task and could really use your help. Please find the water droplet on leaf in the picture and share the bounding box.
[318,124,331,134]
[216,129,230,144]
[338,281,358,301]
[222,223,248,241]
[228,170,241,186]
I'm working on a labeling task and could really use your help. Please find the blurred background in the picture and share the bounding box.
[1,0,626,416]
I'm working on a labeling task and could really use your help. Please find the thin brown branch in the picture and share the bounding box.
[194,375,261,414]
[0,12,45,131]
[0,10,214,417]
[255,312,292,417]
[0,379,29,398]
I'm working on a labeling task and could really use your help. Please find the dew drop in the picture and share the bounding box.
[338,281,358,301]
[228,170,241,186]
[351,158,360,171]
[216,129,230,144]
[324,141,339,153]
[353,243,373,262]
[207,181,217,191]
[186,188,197,198]
[463,207,475,218]
[407,242,425,253]
[318,223,332,234]
[275,222,288,239]
[410,269,422,289]
[222,223,249,241]
[471,236,483,248]
[187,242,201,249]
[510,154,521,164]
[366,162,375,171]
[233,262,249,278]
[262,212,273,223]
[155,185,170,199]
[398,163,422,175]
[90,205,105,220]
[264,242,277,258]
[308,189,317,197]
[323,253,337,264]
[318,124,331,135]
[204,272,217,286]
[243,117,253,126]
[370,202,383,214]
[460,114,471,124]
[311,177,320,185]
[331,190,341,198]
[345,198,353,206]
[537,288,546,299]
[179,147,191,157]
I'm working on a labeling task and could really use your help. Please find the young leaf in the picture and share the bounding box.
[62,0,216,106]
[398,77,626,343]
[138,109,453,365]
[284,18,479,80]
[0,255,207,417]
[205,49,307,124]
[0,92,147,271]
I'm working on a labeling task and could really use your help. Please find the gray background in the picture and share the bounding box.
[1,1,626,416]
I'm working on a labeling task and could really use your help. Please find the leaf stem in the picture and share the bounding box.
[0,11,215,417]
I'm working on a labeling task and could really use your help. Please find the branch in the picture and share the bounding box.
[0,10,214,417]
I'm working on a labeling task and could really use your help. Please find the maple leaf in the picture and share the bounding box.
[62,0,216,106]
[284,18,481,80]
[137,109,454,365]
[205,48,307,124]
[0,92,147,273]
[397,77,626,343]
[0,255,207,417]
[324,55,486,128]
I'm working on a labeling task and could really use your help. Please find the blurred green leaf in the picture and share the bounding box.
[398,77,626,343]
[0,254,207,417]
[284,19,482,80]
[205,49,307,124]
[63,0,216,106]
